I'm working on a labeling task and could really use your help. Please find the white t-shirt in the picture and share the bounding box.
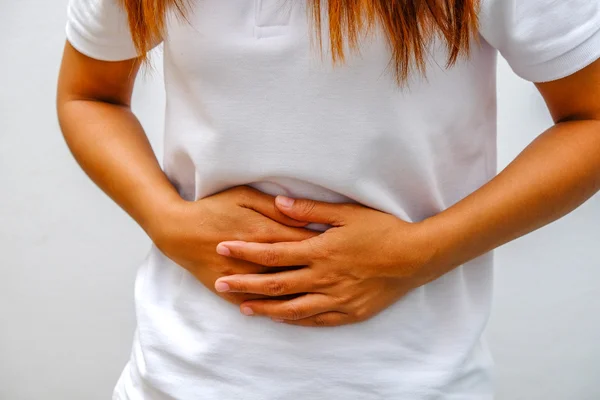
[65,1,600,399]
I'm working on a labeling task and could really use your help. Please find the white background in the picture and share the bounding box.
[1,1,599,399]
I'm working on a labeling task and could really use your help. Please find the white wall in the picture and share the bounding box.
[0,1,598,399]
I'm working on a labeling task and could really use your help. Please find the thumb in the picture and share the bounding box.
[274,196,347,226]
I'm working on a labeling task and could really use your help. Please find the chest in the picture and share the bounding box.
[161,0,498,148]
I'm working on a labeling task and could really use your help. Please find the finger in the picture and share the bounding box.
[274,196,350,226]
[281,312,348,327]
[223,257,270,275]
[236,186,309,227]
[215,269,317,296]
[262,221,320,243]
[216,240,316,267]
[241,294,334,320]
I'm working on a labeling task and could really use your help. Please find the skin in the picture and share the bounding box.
[57,42,317,306]
[215,58,600,326]
[58,41,600,327]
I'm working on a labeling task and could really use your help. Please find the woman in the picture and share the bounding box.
[57,0,600,398]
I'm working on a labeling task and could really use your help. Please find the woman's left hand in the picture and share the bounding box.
[214,196,445,327]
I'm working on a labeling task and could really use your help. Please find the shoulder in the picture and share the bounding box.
[478,0,600,82]
[65,0,140,61]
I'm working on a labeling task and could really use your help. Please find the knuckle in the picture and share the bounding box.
[313,314,329,327]
[299,200,317,216]
[335,293,353,306]
[264,278,286,296]
[260,249,280,266]
[353,307,370,322]
[317,272,338,287]
[284,304,303,320]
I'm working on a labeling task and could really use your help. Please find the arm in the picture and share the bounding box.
[212,59,600,327]
[423,59,600,272]
[57,42,316,304]
[57,42,180,235]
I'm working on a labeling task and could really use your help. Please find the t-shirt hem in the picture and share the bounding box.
[511,25,600,83]
[113,363,494,400]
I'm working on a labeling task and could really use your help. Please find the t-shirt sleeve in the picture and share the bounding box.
[65,0,141,61]
[479,0,600,82]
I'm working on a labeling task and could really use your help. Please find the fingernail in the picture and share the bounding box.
[216,244,231,256]
[272,318,284,323]
[241,307,254,316]
[215,281,230,292]
[276,196,295,208]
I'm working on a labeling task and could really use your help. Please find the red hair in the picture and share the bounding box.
[119,0,479,82]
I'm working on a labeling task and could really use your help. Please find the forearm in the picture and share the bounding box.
[423,119,600,271]
[57,100,182,235]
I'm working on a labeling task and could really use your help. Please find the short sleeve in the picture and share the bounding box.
[65,0,140,61]
[479,0,600,82]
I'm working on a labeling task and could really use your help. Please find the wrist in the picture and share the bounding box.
[416,210,468,274]
[383,218,446,280]
[139,192,189,243]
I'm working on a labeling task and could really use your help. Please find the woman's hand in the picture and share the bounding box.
[149,187,319,306]
[213,196,444,327]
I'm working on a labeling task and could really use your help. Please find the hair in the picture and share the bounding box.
[119,0,479,82]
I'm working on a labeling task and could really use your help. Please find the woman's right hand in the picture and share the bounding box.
[149,186,318,305]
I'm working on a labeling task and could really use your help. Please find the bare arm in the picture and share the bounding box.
[208,59,600,327]
[424,59,600,270]
[56,42,316,304]
[57,42,179,234]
